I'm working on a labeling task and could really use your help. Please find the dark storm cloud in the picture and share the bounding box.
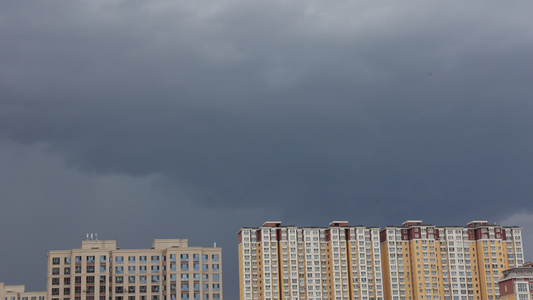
[1,0,533,296]
[2,0,533,222]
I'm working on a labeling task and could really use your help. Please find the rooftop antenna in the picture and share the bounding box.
[86,233,89,240]
[95,233,98,240]
[214,242,216,247]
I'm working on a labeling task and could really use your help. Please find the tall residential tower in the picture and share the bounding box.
[379,220,523,300]
[239,220,524,300]
[238,221,384,300]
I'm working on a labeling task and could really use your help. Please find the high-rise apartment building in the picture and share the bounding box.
[239,220,525,300]
[46,239,222,300]
[237,221,384,300]
[0,283,45,300]
[380,220,524,300]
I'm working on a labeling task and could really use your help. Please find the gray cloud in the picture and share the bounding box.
[1,0,533,298]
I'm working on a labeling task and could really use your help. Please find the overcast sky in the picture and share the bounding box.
[1,0,533,298]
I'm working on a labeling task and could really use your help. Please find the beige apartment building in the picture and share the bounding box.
[0,283,45,300]
[46,239,221,300]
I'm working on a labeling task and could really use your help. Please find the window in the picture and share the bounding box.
[152,286,160,293]
[212,255,219,262]
[181,254,188,261]
[64,267,71,274]
[53,258,60,265]
[52,278,60,285]
[170,254,176,262]
[75,256,82,264]
[100,256,106,263]
[117,266,124,273]
[116,257,124,263]
[129,266,135,273]
[140,266,147,273]
[151,256,159,263]
[140,256,147,263]
[65,257,71,264]
[87,256,95,263]
[151,265,159,273]
[202,255,209,262]
[129,276,136,283]
[152,276,160,283]
[517,283,528,292]
[129,256,136,263]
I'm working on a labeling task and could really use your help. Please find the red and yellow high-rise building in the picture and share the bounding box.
[238,221,384,300]
[239,220,525,300]
[380,220,524,300]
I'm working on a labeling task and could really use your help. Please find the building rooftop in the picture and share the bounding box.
[499,265,533,282]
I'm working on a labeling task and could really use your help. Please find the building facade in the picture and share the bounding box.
[46,239,221,300]
[238,220,524,300]
[0,283,45,300]
[238,221,384,300]
[380,221,524,300]
[498,262,533,300]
